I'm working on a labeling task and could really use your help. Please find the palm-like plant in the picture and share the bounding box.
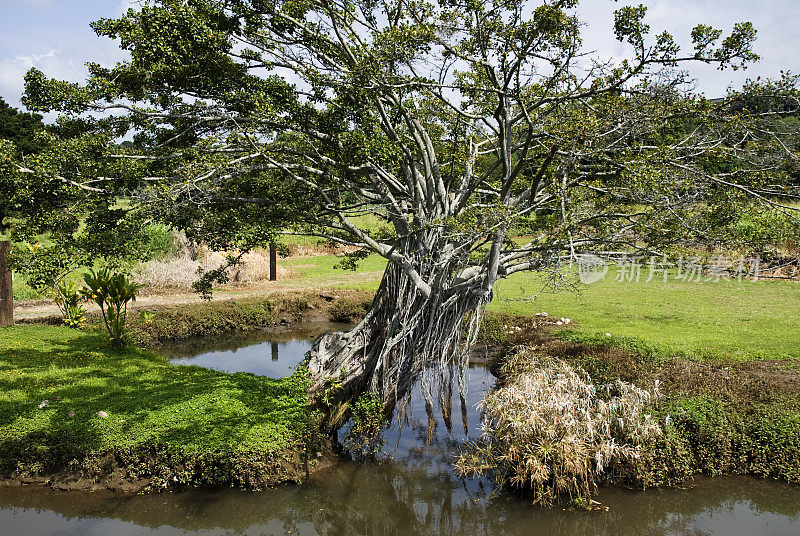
[54,280,86,328]
[81,268,142,348]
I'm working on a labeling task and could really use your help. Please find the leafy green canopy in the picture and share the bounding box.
[0,99,156,287]
[13,1,800,292]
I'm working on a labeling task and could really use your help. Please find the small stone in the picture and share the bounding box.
[38,400,49,409]
[98,411,109,419]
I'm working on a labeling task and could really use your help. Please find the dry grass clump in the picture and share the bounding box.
[284,243,359,257]
[136,250,293,289]
[456,347,662,506]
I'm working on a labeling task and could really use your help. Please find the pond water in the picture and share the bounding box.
[160,322,353,377]
[2,329,799,536]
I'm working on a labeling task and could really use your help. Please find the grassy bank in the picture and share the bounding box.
[129,290,373,346]
[0,325,322,491]
[458,334,800,506]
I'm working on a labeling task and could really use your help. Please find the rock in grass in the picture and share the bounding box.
[97,411,109,419]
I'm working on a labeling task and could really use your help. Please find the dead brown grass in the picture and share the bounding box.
[136,250,296,289]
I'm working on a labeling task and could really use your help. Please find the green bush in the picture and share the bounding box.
[81,268,143,348]
[343,392,387,459]
[142,224,184,261]
[637,396,800,487]
[54,280,86,328]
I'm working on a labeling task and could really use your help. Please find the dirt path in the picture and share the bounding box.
[13,270,384,322]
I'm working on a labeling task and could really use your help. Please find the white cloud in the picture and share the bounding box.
[0,48,86,113]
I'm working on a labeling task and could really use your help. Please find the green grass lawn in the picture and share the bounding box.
[492,267,800,360]
[276,254,800,360]
[0,325,311,487]
[280,253,387,286]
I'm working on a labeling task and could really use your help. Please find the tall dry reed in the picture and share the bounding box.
[456,348,662,506]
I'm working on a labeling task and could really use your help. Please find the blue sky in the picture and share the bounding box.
[1,0,798,112]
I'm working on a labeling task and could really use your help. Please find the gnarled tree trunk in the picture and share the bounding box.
[307,241,492,416]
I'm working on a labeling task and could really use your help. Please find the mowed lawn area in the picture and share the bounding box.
[284,254,800,361]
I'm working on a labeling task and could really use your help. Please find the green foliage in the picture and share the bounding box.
[321,367,346,409]
[81,268,143,347]
[13,241,86,295]
[343,392,387,460]
[14,0,795,346]
[138,310,157,326]
[731,208,800,249]
[0,325,313,489]
[64,305,87,329]
[0,97,45,157]
[54,280,86,328]
[639,397,800,486]
[328,298,370,323]
[142,223,183,261]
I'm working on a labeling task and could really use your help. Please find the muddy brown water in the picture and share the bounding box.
[1,328,799,536]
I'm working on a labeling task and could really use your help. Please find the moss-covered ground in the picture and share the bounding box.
[0,324,317,490]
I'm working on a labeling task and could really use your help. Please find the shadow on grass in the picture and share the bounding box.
[0,326,310,477]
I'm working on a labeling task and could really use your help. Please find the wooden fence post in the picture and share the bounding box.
[269,242,277,281]
[0,241,12,327]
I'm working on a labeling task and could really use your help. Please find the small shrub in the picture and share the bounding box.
[142,224,187,261]
[54,280,86,328]
[138,310,157,326]
[641,397,800,485]
[81,268,142,348]
[343,392,387,459]
[329,299,369,323]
